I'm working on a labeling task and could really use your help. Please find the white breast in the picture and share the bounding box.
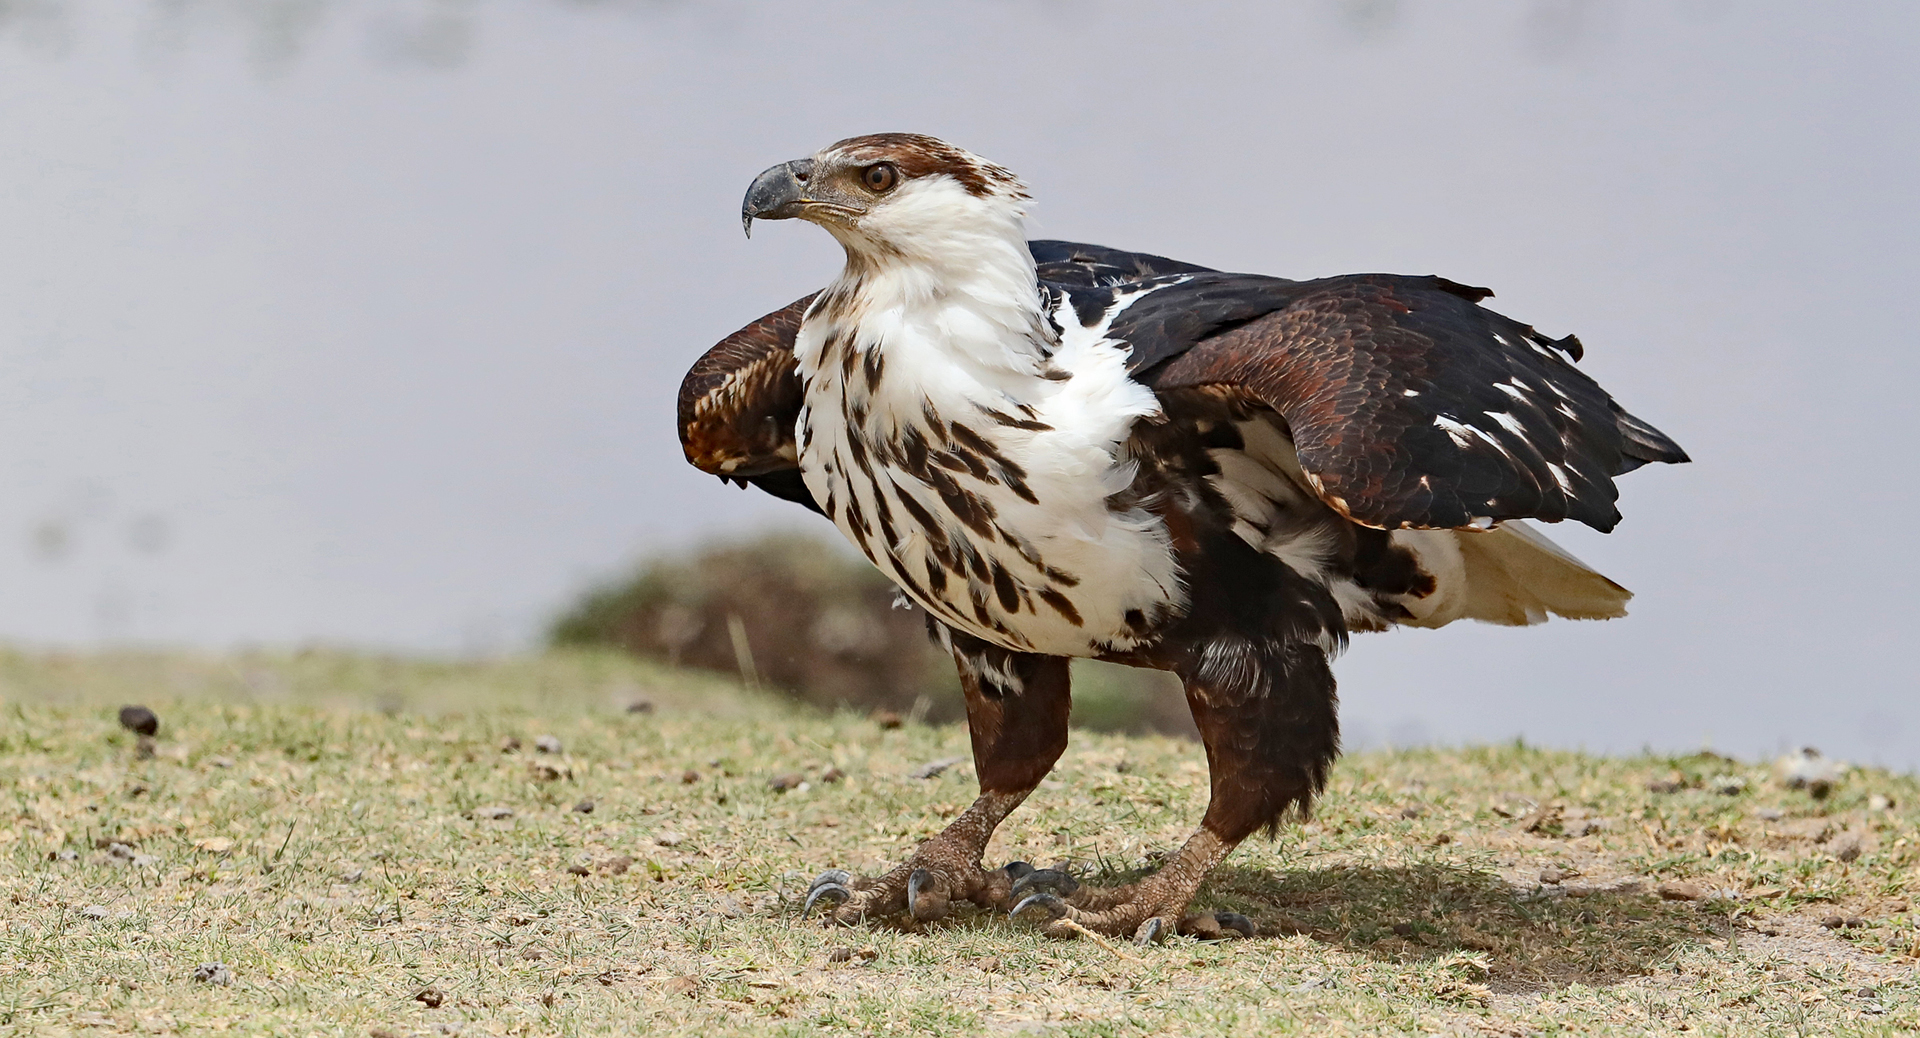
[794,283,1186,657]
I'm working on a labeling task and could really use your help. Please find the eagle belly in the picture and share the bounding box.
[794,308,1186,657]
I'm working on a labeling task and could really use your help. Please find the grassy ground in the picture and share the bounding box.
[3,648,1916,1036]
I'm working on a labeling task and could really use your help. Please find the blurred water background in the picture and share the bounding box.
[2,1,1915,765]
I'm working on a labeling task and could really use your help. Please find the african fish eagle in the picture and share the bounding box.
[677,133,1688,943]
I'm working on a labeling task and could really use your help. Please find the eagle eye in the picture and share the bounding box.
[861,163,898,194]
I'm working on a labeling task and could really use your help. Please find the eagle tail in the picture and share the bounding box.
[1393,520,1631,628]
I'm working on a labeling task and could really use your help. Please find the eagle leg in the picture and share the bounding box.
[812,636,1072,928]
[1019,537,1343,942]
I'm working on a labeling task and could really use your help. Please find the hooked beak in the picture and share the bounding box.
[741,159,815,238]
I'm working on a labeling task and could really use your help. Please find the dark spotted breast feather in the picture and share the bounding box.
[677,242,1211,512]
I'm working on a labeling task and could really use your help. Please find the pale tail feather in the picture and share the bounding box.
[1392,520,1630,628]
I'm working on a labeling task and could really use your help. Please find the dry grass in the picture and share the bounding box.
[3,647,1917,1036]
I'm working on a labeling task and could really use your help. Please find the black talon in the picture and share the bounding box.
[906,867,947,921]
[803,869,855,918]
[1214,911,1256,938]
[1001,860,1035,882]
[1009,892,1068,922]
[1008,868,1079,901]
[1135,917,1167,946]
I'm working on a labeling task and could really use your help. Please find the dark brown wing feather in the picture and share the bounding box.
[1138,274,1688,532]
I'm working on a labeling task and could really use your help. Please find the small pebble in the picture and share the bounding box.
[338,867,365,883]
[1868,793,1894,811]
[572,799,596,814]
[527,760,568,782]
[625,699,655,714]
[656,831,685,847]
[1398,804,1423,819]
[911,756,965,780]
[1657,880,1709,901]
[1826,831,1865,863]
[118,705,159,736]
[565,864,591,877]
[208,756,234,769]
[80,905,110,920]
[192,962,234,986]
[498,736,521,753]
[414,985,445,1008]
[680,769,701,784]
[1821,914,1866,930]
[534,735,563,754]
[821,766,846,783]
[1708,774,1747,796]
[603,855,633,875]
[1540,866,1576,885]
[1645,777,1685,794]
[770,772,807,792]
[471,806,514,820]
[1754,807,1785,821]
[52,849,79,862]
[872,709,903,730]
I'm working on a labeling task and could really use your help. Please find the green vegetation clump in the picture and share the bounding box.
[550,532,1191,735]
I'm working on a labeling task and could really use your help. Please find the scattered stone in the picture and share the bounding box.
[1821,914,1866,930]
[1430,832,1453,846]
[52,849,79,862]
[192,962,234,986]
[680,769,701,784]
[128,782,150,797]
[118,705,159,736]
[769,772,808,793]
[572,799,595,814]
[821,766,846,783]
[534,735,563,755]
[106,842,136,861]
[1390,922,1416,937]
[1645,774,1686,794]
[911,756,965,780]
[369,1028,402,1038]
[1540,866,1579,885]
[498,736,521,753]
[1777,747,1843,798]
[666,975,699,997]
[470,806,514,820]
[656,831,685,847]
[827,946,878,964]
[1868,793,1895,811]
[602,855,633,876]
[192,837,235,854]
[1518,804,1561,834]
[528,760,569,782]
[1754,806,1785,821]
[338,867,365,883]
[414,985,445,1008]
[625,699,655,714]
[872,709,903,730]
[1657,880,1709,901]
[1825,830,1866,863]
[1708,774,1748,796]
[565,864,591,877]
[1398,804,1423,819]
[971,956,1001,972]
[208,756,234,769]
[80,905,111,920]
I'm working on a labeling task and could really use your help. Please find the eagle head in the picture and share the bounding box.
[742,134,1030,264]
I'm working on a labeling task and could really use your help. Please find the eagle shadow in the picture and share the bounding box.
[1183,860,1715,991]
